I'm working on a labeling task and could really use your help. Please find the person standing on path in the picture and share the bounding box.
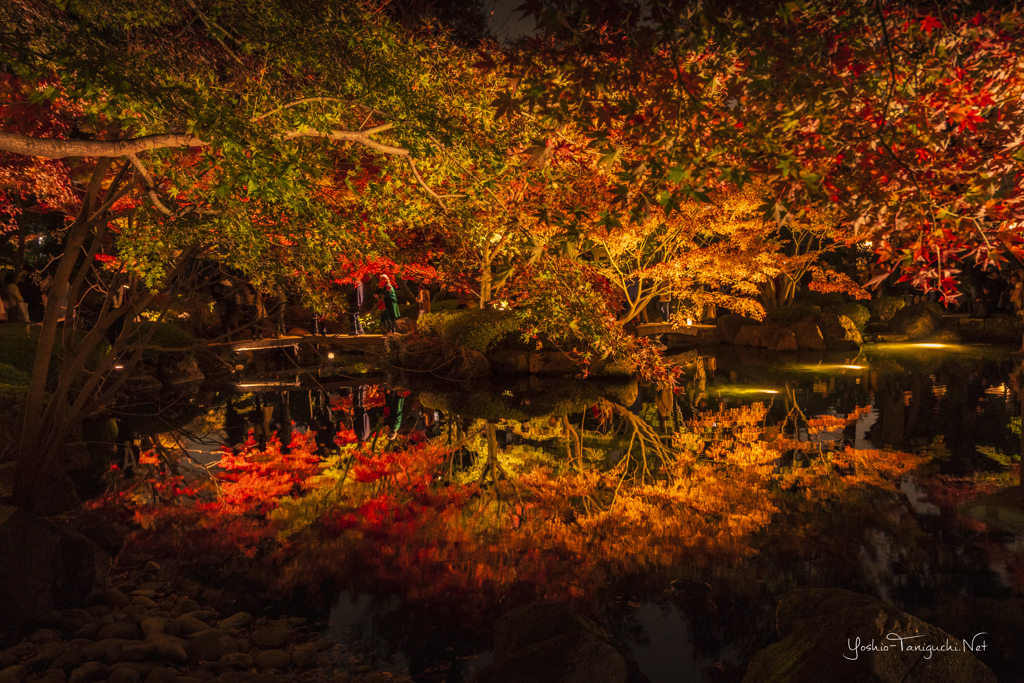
[380,275,400,334]
[416,284,431,321]
[348,277,365,335]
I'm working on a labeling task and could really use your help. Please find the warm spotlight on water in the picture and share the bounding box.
[792,363,868,373]
[715,386,781,397]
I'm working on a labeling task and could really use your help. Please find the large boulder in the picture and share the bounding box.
[472,603,646,683]
[715,314,759,344]
[449,349,492,380]
[734,325,798,352]
[529,352,579,376]
[742,588,997,683]
[396,337,443,368]
[0,506,110,645]
[787,321,827,351]
[589,358,635,378]
[868,296,906,322]
[489,350,530,375]
[817,313,863,351]
[921,596,1024,681]
[889,302,945,339]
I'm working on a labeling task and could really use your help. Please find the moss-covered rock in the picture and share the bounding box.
[743,588,997,683]
[837,302,870,332]
[868,296,906,322]
[889,301,945,339]
[817,313,862,350]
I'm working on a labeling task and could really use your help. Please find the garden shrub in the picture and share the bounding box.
[766,305,822,326]
[0,363,29,386]
[0,323,39,376]
[128,320,197,361]
[0,324,109,389]
[416,311,459,338]
[417,309,520,353]
[430,298,461,313]
[438,309,520,353]
[794,291,847,308]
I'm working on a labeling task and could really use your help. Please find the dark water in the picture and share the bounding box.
[141,342,1024,682]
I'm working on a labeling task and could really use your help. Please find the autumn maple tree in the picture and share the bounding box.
[0,0,533,509]
[499,0,1024,302]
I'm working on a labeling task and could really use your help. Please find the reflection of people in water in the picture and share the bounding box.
[246,392,295,452]
[352,385,371,445]
[384,388,405,441]
[276,391,293,454]
[407,399,443,441]
[312,391,339,454]
[224,397,247,453]
[254,394,272,451]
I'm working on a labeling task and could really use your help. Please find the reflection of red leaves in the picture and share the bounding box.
[216,434,323,510]
[353,452,397,483]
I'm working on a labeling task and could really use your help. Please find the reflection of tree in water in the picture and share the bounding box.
[110,363,1023,682]
[868,357,1016,467]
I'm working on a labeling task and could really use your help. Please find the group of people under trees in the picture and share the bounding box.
[343,274,403,336]
[221,385,442,457]
[346,273,433,336]
[0,263,46,323]
[965,269,1024,319]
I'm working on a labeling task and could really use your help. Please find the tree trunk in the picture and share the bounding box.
[13,160,141,510]
[479,242,492,307]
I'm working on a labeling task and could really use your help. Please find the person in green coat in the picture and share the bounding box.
[379,275,400,334]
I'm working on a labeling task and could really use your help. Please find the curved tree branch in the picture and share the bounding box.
[183,0,245,66]
[126,154,175,216]
[251,97,390,122]
[408,157,447,211]
[0,131,208,159]
[281,124,408,156]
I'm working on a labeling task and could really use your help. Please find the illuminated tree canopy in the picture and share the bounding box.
[500,0,1024,302]
[4,0,1024,508]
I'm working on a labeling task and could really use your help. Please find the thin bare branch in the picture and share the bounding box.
[127,154,175,216]
[251,97,390,122]
[408,157,447,210]
[182,0,245,66]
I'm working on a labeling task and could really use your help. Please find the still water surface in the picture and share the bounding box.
[151,342,1024,682]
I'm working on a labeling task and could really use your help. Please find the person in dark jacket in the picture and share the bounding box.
[379,275,400,334]
[352,384,371,445]
[348,278,365,335]
[19,265,44,323]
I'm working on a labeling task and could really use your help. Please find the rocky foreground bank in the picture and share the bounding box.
[0,560,407,683]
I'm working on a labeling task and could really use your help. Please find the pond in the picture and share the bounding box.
[113,342,1024,683]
